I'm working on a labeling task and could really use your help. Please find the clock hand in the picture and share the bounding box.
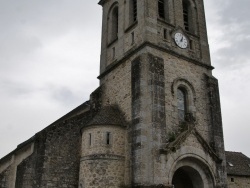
[181,35,183,42]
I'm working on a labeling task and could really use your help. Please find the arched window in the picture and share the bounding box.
[108,5,119,43]
[172,78,196,123]
[158,0,170,22]
[182,0,190,31]
[182,0,197,33]
[112,7,119,40]
[177,88,187,122]
[158,0,165,19]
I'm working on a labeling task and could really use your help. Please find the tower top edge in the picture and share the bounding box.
[98,0,107,6]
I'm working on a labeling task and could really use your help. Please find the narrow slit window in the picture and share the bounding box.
[190,40,193,50]
[231,178,234,182]
[112,47,115,59]
[163,28,168,40]
[131,32,135,44]
[106,132,111,145]
[158,0,165,19]
[89,133,92,146]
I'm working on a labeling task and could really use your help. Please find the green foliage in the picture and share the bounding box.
[168,132,176,143]
[179,121,188,132]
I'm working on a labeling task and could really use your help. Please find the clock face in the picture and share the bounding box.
[174,33,188,49]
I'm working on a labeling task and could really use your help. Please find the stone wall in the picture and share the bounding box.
[146,47,213,142]
[80,158,125,188]
[81,126,125,156]
[40,115,91,188]
[101,47,213,145]
[100,53,135,121]
[99,46,226,186]
[99,0,145,73]
[0,142,34,188]
[15,152,39,188]
[79,125,126,188]
[100,0,211,74]
[0,107,92,188]
[0,165,11,188]
[227,176,250,188]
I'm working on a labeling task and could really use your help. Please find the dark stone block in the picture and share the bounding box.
[15,112,92,188]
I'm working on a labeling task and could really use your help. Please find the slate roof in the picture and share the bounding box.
[225,151,250,176]
[86,106,126,127]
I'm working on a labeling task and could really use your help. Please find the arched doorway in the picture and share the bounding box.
[172,166,204,188]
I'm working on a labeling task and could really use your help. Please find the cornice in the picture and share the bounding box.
[98,42,214,79]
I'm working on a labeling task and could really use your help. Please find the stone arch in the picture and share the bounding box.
[166,149,216,188]
[172,166,203,188]
[171,78,196,99]
[185,0,197,9]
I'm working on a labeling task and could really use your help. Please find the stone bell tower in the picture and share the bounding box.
[80,0,228,187]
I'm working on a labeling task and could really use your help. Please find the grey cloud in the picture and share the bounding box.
[0,1,101,158]
[0,0,249,159]
[214,34,250,69]
[206,0,250,70]
[0,34,43,65]
[0,80,34,97]
[50,86,82,107]
[217,0,250,24]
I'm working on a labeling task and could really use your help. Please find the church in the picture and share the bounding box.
[1,0,250,187]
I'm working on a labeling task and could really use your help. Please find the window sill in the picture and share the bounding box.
[125,20,138,33]
[185,31,199,39]
[162,38,169,43]
[157,18,174,27]
[107,37,118,48]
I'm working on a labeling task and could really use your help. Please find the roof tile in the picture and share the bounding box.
[87,106,125,127]
[226,151,250,176]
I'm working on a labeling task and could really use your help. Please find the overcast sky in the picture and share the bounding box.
[0,0,249,159]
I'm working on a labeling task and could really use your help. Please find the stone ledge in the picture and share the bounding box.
[98,42,214,80]
[81,154,125,161]
[128,184,173,188]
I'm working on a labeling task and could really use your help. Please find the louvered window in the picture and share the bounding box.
[158,0,165,19]
[183,1,189,31]
[133,0,137,22]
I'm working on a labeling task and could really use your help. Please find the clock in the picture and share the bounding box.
[174,32,188,49]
